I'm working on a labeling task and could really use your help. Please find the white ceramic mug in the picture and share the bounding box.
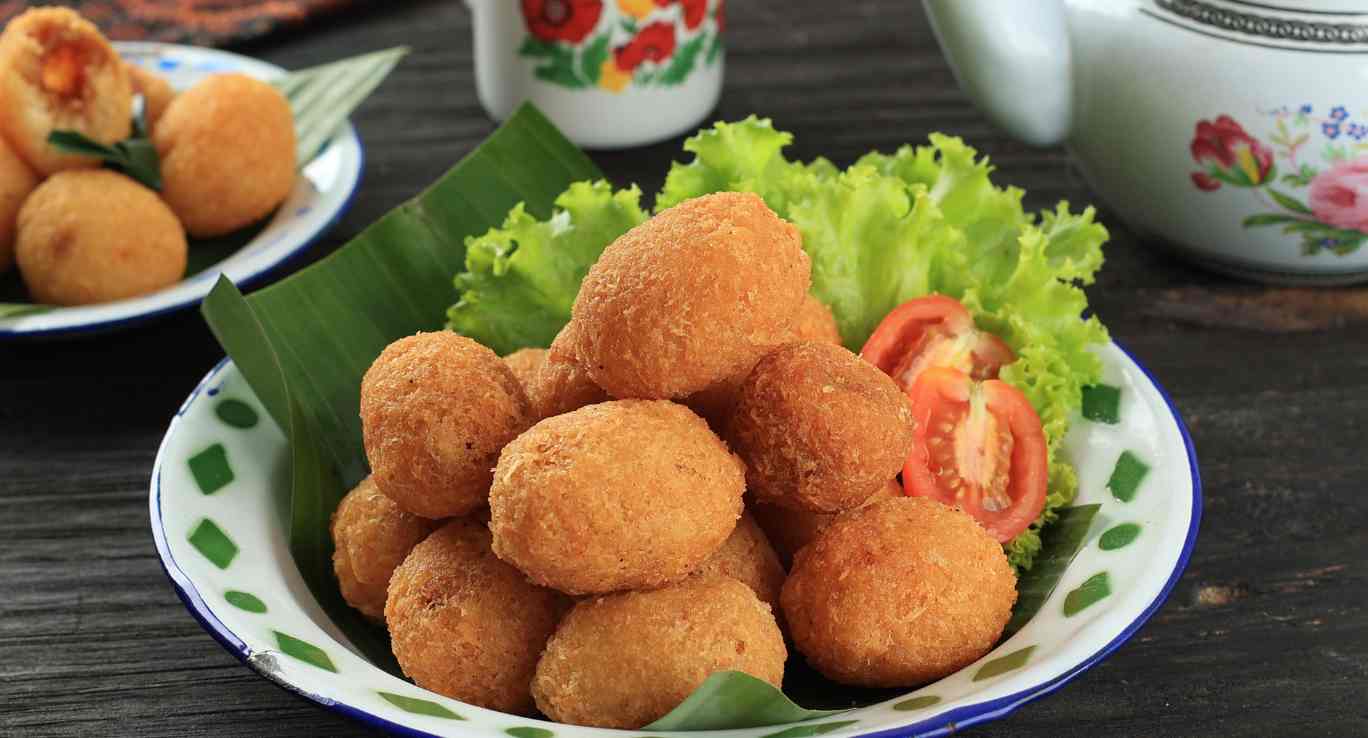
[926,0,1368,284]
[465,0,725,150]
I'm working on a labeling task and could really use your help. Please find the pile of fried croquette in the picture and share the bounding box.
[0,7,296,306]
[332,192,1020,729]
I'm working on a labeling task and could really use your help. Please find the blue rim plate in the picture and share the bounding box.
[149,341,1200,738]
[0,42,363,339]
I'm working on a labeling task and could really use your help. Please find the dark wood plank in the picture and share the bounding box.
[2,1,1366,736]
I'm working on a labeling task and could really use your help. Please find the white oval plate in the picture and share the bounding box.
[0,42,363,339]
[150,341,1200,738]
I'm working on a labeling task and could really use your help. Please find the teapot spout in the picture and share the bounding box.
[923,0,1072,147]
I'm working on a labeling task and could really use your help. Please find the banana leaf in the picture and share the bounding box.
[202,104,1105,730]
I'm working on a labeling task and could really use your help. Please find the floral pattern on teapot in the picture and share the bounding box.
[518,0,723,94]
[1190,107,1368,256]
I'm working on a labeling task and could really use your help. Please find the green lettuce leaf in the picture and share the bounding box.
[657,119,1109,571]
[446,180,647,355]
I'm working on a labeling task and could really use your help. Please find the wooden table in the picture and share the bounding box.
[3,1,1365,736]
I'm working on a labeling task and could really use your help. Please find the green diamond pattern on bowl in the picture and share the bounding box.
[378,692,463,719]
[505,728,555,738]
[215,399,260,429]
[187,518,238,569]
[1099,523,1142,551]
[758,720,860,738]
[1081,384,1122,424]
[274,631,337,673]
[973,645,1036,681]
[224,590,267,613]
[1107,451,1151,503]
[188,443,234,494]
[893,695,942,711]
[1063,572,1112,617]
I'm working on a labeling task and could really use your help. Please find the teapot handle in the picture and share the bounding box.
[924,0,1073,147]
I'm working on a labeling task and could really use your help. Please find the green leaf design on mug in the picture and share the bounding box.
[580,34,611,84]
[657,34,706,86]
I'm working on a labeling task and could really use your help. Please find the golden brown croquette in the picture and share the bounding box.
[0,7,131,175]
[360,331,532,519]
[489,400,744,595]
[386,519,568,715]
[526,324,610,420]
[15,170,186,305]
[330,476,439,622]
[501,347,547,396]
[571,192,811,399]
[782,497,1017,687]
[126,63,175,130]
[791,293,843,345]
[0,136,37,273]
[153,73,295,237]
[728,341,915,513]
[532,576,786,728]
[751,477,901,568]
[692,511,786,609]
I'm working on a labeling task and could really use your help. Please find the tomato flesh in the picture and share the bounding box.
[860,295,1014,392]
[903,367,1048,543]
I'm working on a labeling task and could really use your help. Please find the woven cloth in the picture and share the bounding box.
[0,0,357,47]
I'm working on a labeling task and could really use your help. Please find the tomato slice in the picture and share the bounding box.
[860,295,1014,391]
[902,367,1047,543]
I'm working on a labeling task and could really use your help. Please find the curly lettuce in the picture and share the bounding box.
[446,181,646,355]
[659,118,1109,570]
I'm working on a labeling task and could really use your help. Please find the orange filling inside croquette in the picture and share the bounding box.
[40,42,90,101]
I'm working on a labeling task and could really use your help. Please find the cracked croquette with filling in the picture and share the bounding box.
[330,475,440,622]
[782,497,1017,688]
[386,519,568,715]
[728,341,915,513]
[361,331,532,519]
[532,575,786,729]
[570,191,811,400]
[0,7,132,175]
[489,399,744,595]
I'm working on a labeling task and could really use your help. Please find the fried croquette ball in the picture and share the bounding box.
[153,73,296,237]
[15,170,186,305]
[490,400,744,595]
[361,331,532,519]
[126,63,174,130]
[693,511,786,609]
[533,576,786,728]
[527,324,610,420]
[386,519,568,715]
[685,296,843,431]
[782,497,1017,687]
[792,294,843,344]
[0,136,37,273]
[751,477,901,568]
[728,341,915,513]
[501,347,547,394]
[0,8,132,175]
[329,475,439,622]
[571,192,811,400]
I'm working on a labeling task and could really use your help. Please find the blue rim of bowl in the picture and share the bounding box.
[0,44,365,341]
[149,341,1203,738]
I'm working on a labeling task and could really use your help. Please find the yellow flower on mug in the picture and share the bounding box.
[599,58,631,92]
[616,0,654,20]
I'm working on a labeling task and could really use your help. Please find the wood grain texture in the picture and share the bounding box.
[2,1,1367,736]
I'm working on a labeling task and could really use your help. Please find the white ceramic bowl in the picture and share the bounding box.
[150,341,1200,738]
[0,42,363,339]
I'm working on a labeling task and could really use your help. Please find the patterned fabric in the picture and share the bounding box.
[0,0,357,47]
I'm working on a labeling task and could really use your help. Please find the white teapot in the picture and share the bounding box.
[926,0,1368,283]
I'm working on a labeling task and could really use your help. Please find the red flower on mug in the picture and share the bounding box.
[1189,115,1274,191]
[522,0,603,44]
[652,0,708,29]
[613,21,676,71]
